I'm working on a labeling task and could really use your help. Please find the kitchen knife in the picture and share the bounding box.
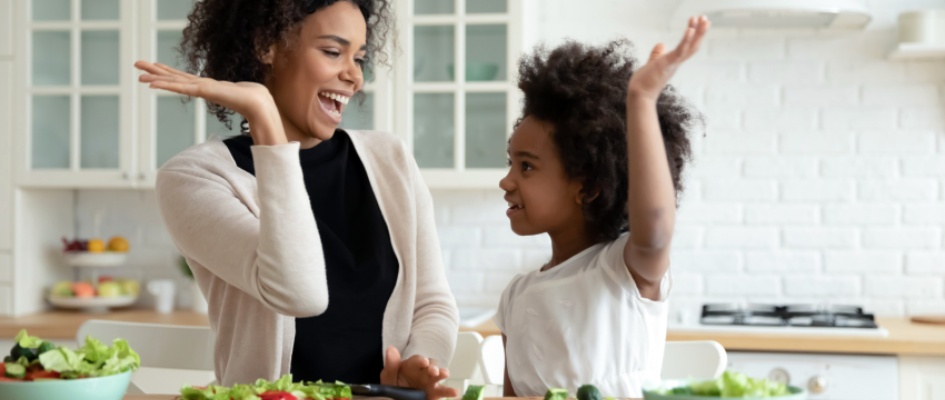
[349,383,427,400]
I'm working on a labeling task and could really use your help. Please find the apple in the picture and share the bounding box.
[50,281,73,297]
[71,282,95,298]
[119,279,140,297]
[97,281,122,298]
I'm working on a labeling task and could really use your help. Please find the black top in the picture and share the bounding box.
[224,131,399,384]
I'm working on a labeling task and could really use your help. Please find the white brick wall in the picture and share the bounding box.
[74,0,945,319]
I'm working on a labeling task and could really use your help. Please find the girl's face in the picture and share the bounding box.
[499,116,586,236]
[267,1,366,144]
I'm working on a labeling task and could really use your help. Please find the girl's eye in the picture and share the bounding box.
[506,158,512,167]
[521,162,533,171]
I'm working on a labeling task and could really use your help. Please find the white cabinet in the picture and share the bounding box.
[14,0,137,188]
[15,0,525,189]
[900,355,945,400]
[393,0,523,188]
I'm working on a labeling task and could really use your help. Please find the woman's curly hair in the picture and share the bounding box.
[179,0,393,127]
[517,39,700,243]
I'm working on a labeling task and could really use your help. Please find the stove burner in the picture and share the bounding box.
[700,303,879,329]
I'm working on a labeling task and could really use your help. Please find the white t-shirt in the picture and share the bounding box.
[495,233,671,398]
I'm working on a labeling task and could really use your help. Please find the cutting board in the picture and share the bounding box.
[910,315,945,325]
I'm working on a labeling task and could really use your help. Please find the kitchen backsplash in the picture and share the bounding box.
[77,0,944,319]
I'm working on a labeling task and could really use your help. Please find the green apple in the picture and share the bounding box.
[98,281,122,298]
[50,281,73,297]
[119,279,140,297]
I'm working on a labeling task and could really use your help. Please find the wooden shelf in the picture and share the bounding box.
[889,43,945,60]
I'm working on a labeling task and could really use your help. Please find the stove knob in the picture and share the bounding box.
[808,376,828,394]
[767,368,790,385]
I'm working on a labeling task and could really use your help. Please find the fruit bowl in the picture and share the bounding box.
[63,252,127,268]
[0,370,132,400]
[47,295,138,313]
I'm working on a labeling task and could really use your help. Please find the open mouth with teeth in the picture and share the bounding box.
[318,91,350,122]
[506,201,524,216]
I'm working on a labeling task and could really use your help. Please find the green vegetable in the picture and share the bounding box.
[462,384,485,400]
[10,343,35,362]
[544,388,569,400]
[37,341,57,356]
[659,370,790,398]
[33,334,140,378]
[577,384,602,400]
[180,374,353,400]
[4,362,26,378]
[14,329,44,349]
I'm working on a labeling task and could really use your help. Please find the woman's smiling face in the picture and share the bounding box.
[266,1,367,144]
[499,116,586,236]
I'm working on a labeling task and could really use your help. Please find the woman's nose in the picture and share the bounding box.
[341,59,363,90]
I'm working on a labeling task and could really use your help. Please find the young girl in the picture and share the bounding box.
[495,17,710,398]
[134,1,457,398]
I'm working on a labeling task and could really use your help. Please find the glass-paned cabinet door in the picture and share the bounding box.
[399,0,522,187]
[24,0,134,186]
[137,0,239,183]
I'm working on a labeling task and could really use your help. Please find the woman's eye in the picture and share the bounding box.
[323,50,340,58]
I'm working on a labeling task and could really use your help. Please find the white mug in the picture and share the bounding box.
[147,279,176,314]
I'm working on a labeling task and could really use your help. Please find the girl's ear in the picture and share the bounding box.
[576,182,601,205]
[260,44,276,65]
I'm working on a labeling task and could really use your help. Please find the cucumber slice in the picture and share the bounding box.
[462,384,485,400]
[4,362,25,379]
[544,388,568,400]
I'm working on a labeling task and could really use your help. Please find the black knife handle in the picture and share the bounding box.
[373,385,427,400]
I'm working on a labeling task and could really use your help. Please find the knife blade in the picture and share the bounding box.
[349,383,427,400]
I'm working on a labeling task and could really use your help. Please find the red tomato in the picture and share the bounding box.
[259,391,298,400]
[26,370,61,380]
[0,363,5,376]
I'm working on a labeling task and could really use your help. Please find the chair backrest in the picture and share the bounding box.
[76,320,215,370]
[449,331,484,380]
[478,335,505,385]
[660,340,727,380]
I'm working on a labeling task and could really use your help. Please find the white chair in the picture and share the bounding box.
[478,335,505,396]
[660,340,727,380]
[76,320,216,395]
[444,331,484,393]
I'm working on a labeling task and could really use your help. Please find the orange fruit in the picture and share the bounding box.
[107,236,129,252]
[87,238,105,253]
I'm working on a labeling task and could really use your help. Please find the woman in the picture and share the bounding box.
[135,1,459,397]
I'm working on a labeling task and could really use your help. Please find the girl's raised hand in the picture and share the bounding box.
[380,346,458,400]
[134,60,284,143]
[627,15,710,102]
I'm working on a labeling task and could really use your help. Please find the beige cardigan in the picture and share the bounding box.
[155,131,459,386]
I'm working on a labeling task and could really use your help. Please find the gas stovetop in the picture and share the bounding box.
[700,303,879,328]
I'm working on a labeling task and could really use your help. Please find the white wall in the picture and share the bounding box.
[75,0,945,319]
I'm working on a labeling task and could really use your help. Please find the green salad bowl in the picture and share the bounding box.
[642,379,807,400]
[0,370,132,400]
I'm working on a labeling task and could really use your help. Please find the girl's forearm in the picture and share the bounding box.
[625,94,676,251]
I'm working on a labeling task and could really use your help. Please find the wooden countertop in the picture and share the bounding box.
[463,317,945,357]
[3,310,945,356]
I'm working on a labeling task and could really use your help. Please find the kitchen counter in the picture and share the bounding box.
[4,310,944,356]
[467,317,945,357]
[124,397,641,400]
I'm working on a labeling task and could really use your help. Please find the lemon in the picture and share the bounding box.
[107,236,130,252]
[87,238,105,253]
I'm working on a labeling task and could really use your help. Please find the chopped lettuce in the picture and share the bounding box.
[180,374,351,400]
[29,332,140,378]
[661,370,791,398]
[14,329,45,349]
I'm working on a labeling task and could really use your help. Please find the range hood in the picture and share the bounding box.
[673,0,872,29]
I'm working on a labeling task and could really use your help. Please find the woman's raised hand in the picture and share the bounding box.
[627,15,710,102]
[380,346,458,400]
[134,60,286,145]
